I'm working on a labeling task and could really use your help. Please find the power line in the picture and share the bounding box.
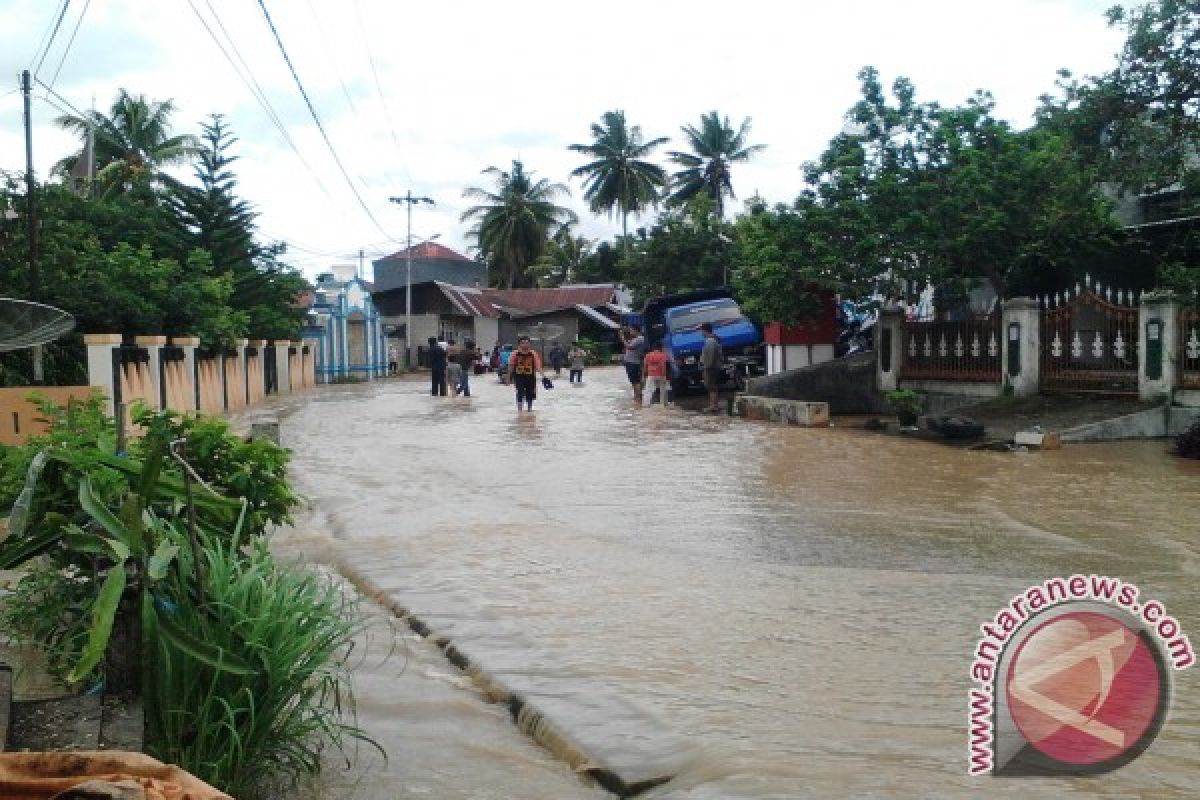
[255,0,403,244]
[353,0,413,185]
[184,0,339,209]
[304,0,358,115]
[27,0,68,73]
[46,0,89,91]
[31,0,72,79]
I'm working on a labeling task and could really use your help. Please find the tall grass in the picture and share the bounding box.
[146,536,377,799]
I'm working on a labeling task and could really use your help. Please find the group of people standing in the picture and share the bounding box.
[618,323,724,412]
[426,336,481,397]
[425,336,591,412]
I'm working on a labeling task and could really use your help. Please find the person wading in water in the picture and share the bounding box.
[508,335,548,412]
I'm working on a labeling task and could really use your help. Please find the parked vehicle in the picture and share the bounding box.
[836,299,876,357]
[641,289,764,396]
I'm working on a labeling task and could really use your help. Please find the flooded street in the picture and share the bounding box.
[282,367,1200,798]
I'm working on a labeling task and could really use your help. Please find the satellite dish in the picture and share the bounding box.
[520,322,565,342]
[0,299,76,352]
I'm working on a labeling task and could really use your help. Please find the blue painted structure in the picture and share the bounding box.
[301,272,387,382]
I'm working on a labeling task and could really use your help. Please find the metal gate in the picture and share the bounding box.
[1181,308,1200,389]
[1040,282,1139,393]
[899,314,1002,383]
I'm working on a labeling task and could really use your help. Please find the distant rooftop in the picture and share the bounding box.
[376,241,473,263]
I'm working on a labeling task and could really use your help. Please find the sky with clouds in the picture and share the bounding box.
[1,0,1128,282]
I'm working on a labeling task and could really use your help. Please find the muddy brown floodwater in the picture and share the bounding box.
[280,367,1200,799]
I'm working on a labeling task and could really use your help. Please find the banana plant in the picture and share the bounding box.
[0,433,255,685]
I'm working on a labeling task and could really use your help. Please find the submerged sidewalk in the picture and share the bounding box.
[274,531,607,800]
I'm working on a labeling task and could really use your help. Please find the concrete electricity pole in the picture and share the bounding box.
[21,70,43,383]
[388,191,434,368]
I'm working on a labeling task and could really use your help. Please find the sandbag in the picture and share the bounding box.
[0,752,229,800]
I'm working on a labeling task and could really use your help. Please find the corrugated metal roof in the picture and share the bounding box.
[483,285,617,314]
[434,282,501,318]
[574,304,620,329]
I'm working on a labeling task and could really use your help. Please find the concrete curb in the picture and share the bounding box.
[332,558,678,798]
[1059,405,1200,443]
[734,395,830,426]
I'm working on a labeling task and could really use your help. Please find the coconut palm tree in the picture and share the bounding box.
[461,160,578,288]
[667,111,767,218]
[568,110,668,245]
[54,89,200,197]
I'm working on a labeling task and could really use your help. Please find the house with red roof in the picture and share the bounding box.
[370,243,629,366]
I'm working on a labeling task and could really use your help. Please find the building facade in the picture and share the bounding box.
[301,271,387,382]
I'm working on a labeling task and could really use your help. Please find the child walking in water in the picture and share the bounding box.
[508,336,547,411]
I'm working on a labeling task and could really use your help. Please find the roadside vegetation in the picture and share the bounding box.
[0,397,373,797]
[460,1,1198,324]
[0,99,308,386]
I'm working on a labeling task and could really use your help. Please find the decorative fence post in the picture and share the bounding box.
[1002,298,1040,397]
[876,308,905,392]
[223,339,247,411]
[171,336,200,413]
[1139,291,1180,403]
[84,334,123,415]
[304,344,316,388]
[274,340,291,394]
[246,339,266,407]
[134,336,167,411]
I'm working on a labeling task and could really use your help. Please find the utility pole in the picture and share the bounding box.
[21,69,43,383]
[357,248,364,280]
[388,191,434,368]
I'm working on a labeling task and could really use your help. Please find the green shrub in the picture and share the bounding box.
[573,337,614,366]
[148,537,376,799]
[886,389,925,424]
[134,411,298,537]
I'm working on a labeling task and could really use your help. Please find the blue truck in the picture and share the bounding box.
[640,289,765,395]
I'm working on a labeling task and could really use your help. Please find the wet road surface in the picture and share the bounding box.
[280,367,1200,798]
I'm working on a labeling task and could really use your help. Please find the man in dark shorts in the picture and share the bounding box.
[621,325,646,403]
[507,335,546,411]
[427,336,448,397]
[700,322,724,413]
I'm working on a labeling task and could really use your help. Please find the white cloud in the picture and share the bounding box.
[0,0,1125,281]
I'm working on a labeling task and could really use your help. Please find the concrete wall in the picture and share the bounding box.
[0,387,99,447]
[767,343,835,375]
[745,351,889,414]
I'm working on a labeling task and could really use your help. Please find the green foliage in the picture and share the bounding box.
[734,66,1118,317]
[733,201,843,326]
[461,160,579,288]
[572,337,614,365]
[147,538,376,799]
[667,111,766,218]
[0,561,96,679]
[54,88,201,197]
[143,412,298,536]
[569,110,669,242]
[0,404,360,797]
[0,393,124,529]
[886,389,924,422]
[170,115,308,341]
[620,195,735,303]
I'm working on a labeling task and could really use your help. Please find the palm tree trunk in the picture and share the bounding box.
[622,212,629,256]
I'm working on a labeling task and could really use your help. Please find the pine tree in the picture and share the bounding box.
[171,115,307,339]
